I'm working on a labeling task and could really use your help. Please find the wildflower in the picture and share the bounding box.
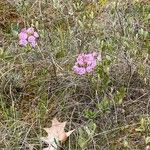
[73,52,97,75]
[18,27,39,47]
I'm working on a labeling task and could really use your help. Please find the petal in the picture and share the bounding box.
[34,31,39,38]
[78,68,86,75]
[19,39,28,46]
[21,28,27,32]
[28,35,36,47]
[73,66,86,75]
[86,66,93,73]
[28,36,36,43]
[27,27,34,34]
[30,41,36,47]
[77,53,84,62]
[19,32,28,40]
[90,60,97,68]
[85,54,94,62]
[77,60,84,66]
[73,66,80,72]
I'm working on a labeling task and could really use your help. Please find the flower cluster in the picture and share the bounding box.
[19,27,39,47]
[73,52,97,75]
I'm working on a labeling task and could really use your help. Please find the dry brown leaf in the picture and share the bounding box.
[41,118,75,150]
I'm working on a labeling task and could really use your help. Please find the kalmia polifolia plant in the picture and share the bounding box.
[18,27,39,47]
[73,52,100,75]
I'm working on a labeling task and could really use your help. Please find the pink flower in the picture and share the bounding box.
[73,52,98,75]
[28,36,36,47]
[18,27,39,47]
[19,39,28,46]
[18,32,27,40]
[73,66,86,75]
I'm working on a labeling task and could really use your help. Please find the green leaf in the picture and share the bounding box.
[97,96,110,112]
[145,136,150,145]
[114,87,126,105]
[78,122,96,149]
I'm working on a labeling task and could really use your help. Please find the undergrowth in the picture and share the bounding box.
[0,0,150,149]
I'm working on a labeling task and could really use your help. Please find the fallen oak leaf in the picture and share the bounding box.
[41,118,75,150]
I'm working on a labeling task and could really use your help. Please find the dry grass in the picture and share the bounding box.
[0,0,150,149]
